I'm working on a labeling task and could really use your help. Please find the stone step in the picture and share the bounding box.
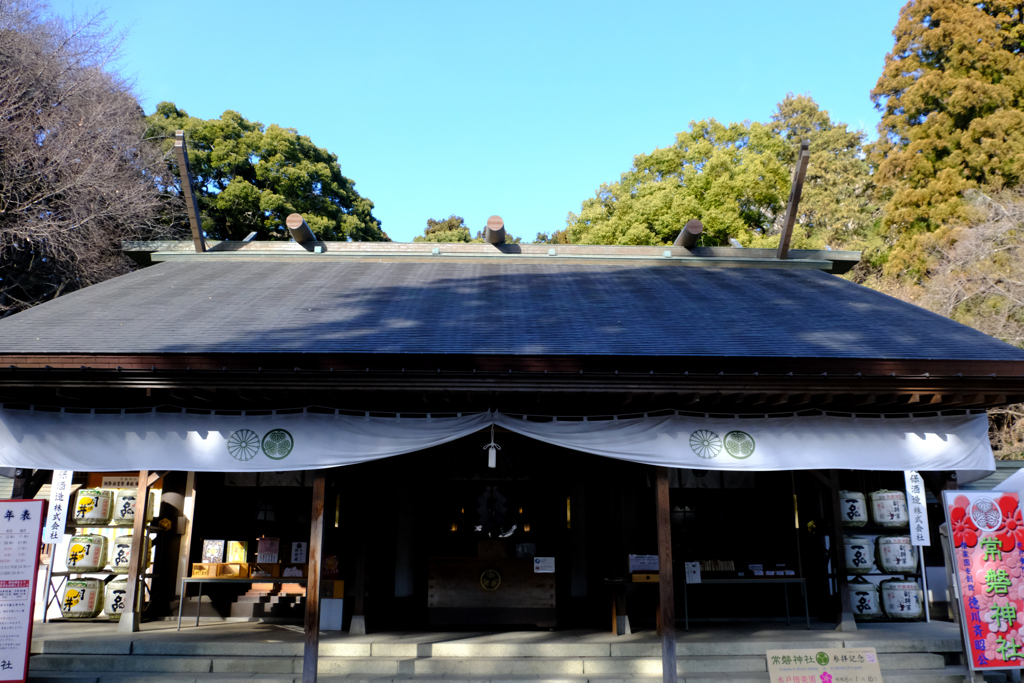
[26,665,972,683]
[27,651,949,676]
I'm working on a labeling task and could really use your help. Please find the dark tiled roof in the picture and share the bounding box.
[1,260,1023,361]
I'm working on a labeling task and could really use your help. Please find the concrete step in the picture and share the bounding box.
[27,651,950,676]
[25,666,973,683]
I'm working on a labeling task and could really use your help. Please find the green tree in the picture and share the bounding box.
[413,215,522,243]
[414,215,472,243]
[765,94,878,252]
[565,119,791,246]
[871,0,1024,276]
[145,103,387,242]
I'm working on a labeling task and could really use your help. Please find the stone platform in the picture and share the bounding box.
[28,620,971,682]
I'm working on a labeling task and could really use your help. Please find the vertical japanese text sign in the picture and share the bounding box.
[0,499,46,683]
[42,470,72,545]
[904,470,931,546]
[944,491,1024,672]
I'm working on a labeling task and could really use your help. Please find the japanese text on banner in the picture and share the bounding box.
[905,470,931,546]
[42,470,73,545]
[944,490,1024,671]
[0,499,45,683]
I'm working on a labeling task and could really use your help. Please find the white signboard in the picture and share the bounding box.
[0,499,45,683]
[42,470,73,544]
[534,557,555,573]
[684,561,701,584]
[628,554,658,572]
[291,542,307,564]
[904,470,931,546]
[101,475,138,489]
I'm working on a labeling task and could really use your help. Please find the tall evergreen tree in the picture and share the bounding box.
[146,103,387,242]
[871,0,1024,276]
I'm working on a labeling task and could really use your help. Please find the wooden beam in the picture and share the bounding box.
[173,131,206,253]
[655,466,677,683]
[302,473,326,683]
[776,140,811,260]
[829,470,856,631]
[117,470,150,633]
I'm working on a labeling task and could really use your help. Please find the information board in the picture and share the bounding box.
[42,470,72,545]
[766,647,882,682]
[903,470,931,546]
[944,490,1024,672]
[0,499,45,683]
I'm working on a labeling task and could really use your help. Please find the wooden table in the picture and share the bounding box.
[177,577,307,630]
[682,578,810,631]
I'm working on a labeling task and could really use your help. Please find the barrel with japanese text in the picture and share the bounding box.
[876,535,918,574]
[60,578,104,618]
[73,488,113,525]
[880,578,924,619]
[839,490,868,527]
[843,535,875,574]
[847,576,881,620]
[111,534,151,574]
[112,489,156,526]
[869,489,910,528]
[66,534,108,572]
[103,580,130,620]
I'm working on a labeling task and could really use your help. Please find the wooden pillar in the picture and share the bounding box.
[302,474,326,683]
[655,466,677,683]
[117,470,150,633]
[829,469,856,631]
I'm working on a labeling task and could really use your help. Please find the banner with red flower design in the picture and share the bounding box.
[945,491,1024,671]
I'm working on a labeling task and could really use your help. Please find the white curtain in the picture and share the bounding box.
[0,407,994,474]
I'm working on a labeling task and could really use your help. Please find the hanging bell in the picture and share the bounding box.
[488,445,497,468]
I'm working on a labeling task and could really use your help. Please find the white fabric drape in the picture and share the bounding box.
[0,407,994,473]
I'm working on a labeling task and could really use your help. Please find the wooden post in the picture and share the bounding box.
[829,469,856,631]
[117,470,150,633]
[776,140,811,260]
[302,474,326,683]
[655,466,677,683]
[173,130,206,253]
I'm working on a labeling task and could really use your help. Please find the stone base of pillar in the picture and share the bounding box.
[349,615,366,635]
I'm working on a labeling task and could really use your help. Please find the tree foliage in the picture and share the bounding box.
[764,95,877,251]
[145,103,387,242]
[871,0,1024,277]
[566,119,790,246]
[413,215,521,243]
[0,0,178,316]
[565,96,874,249]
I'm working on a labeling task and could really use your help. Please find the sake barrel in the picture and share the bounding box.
[880,579,924,620]
[66,535,108,572]
[112,489,156,526]
[843,535,875,574]
[839,491,868,527]
[111,535,151,575]
[848,577,881,621]
[60,578,104,619]
[869,489,910,527]
[103,580,130,620]
[73,488,113,525]
[877,535,918,574]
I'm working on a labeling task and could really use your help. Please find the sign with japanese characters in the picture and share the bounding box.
[904,470,931,546]
[766,647,882,682]
[944,490,1024,671]
[0,499,45,683]
[42,470,72,545]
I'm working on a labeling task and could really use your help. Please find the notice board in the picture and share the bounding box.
[0,499,45,683]
[944,490,1024,672]
[766,647,882,682]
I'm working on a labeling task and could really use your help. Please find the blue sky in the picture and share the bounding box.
[54,0,906,242]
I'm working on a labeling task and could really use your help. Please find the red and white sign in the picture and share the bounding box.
[945,491,1024,672]
[0,499,45,683]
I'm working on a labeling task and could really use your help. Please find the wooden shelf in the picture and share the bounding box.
[67,523,163,531]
